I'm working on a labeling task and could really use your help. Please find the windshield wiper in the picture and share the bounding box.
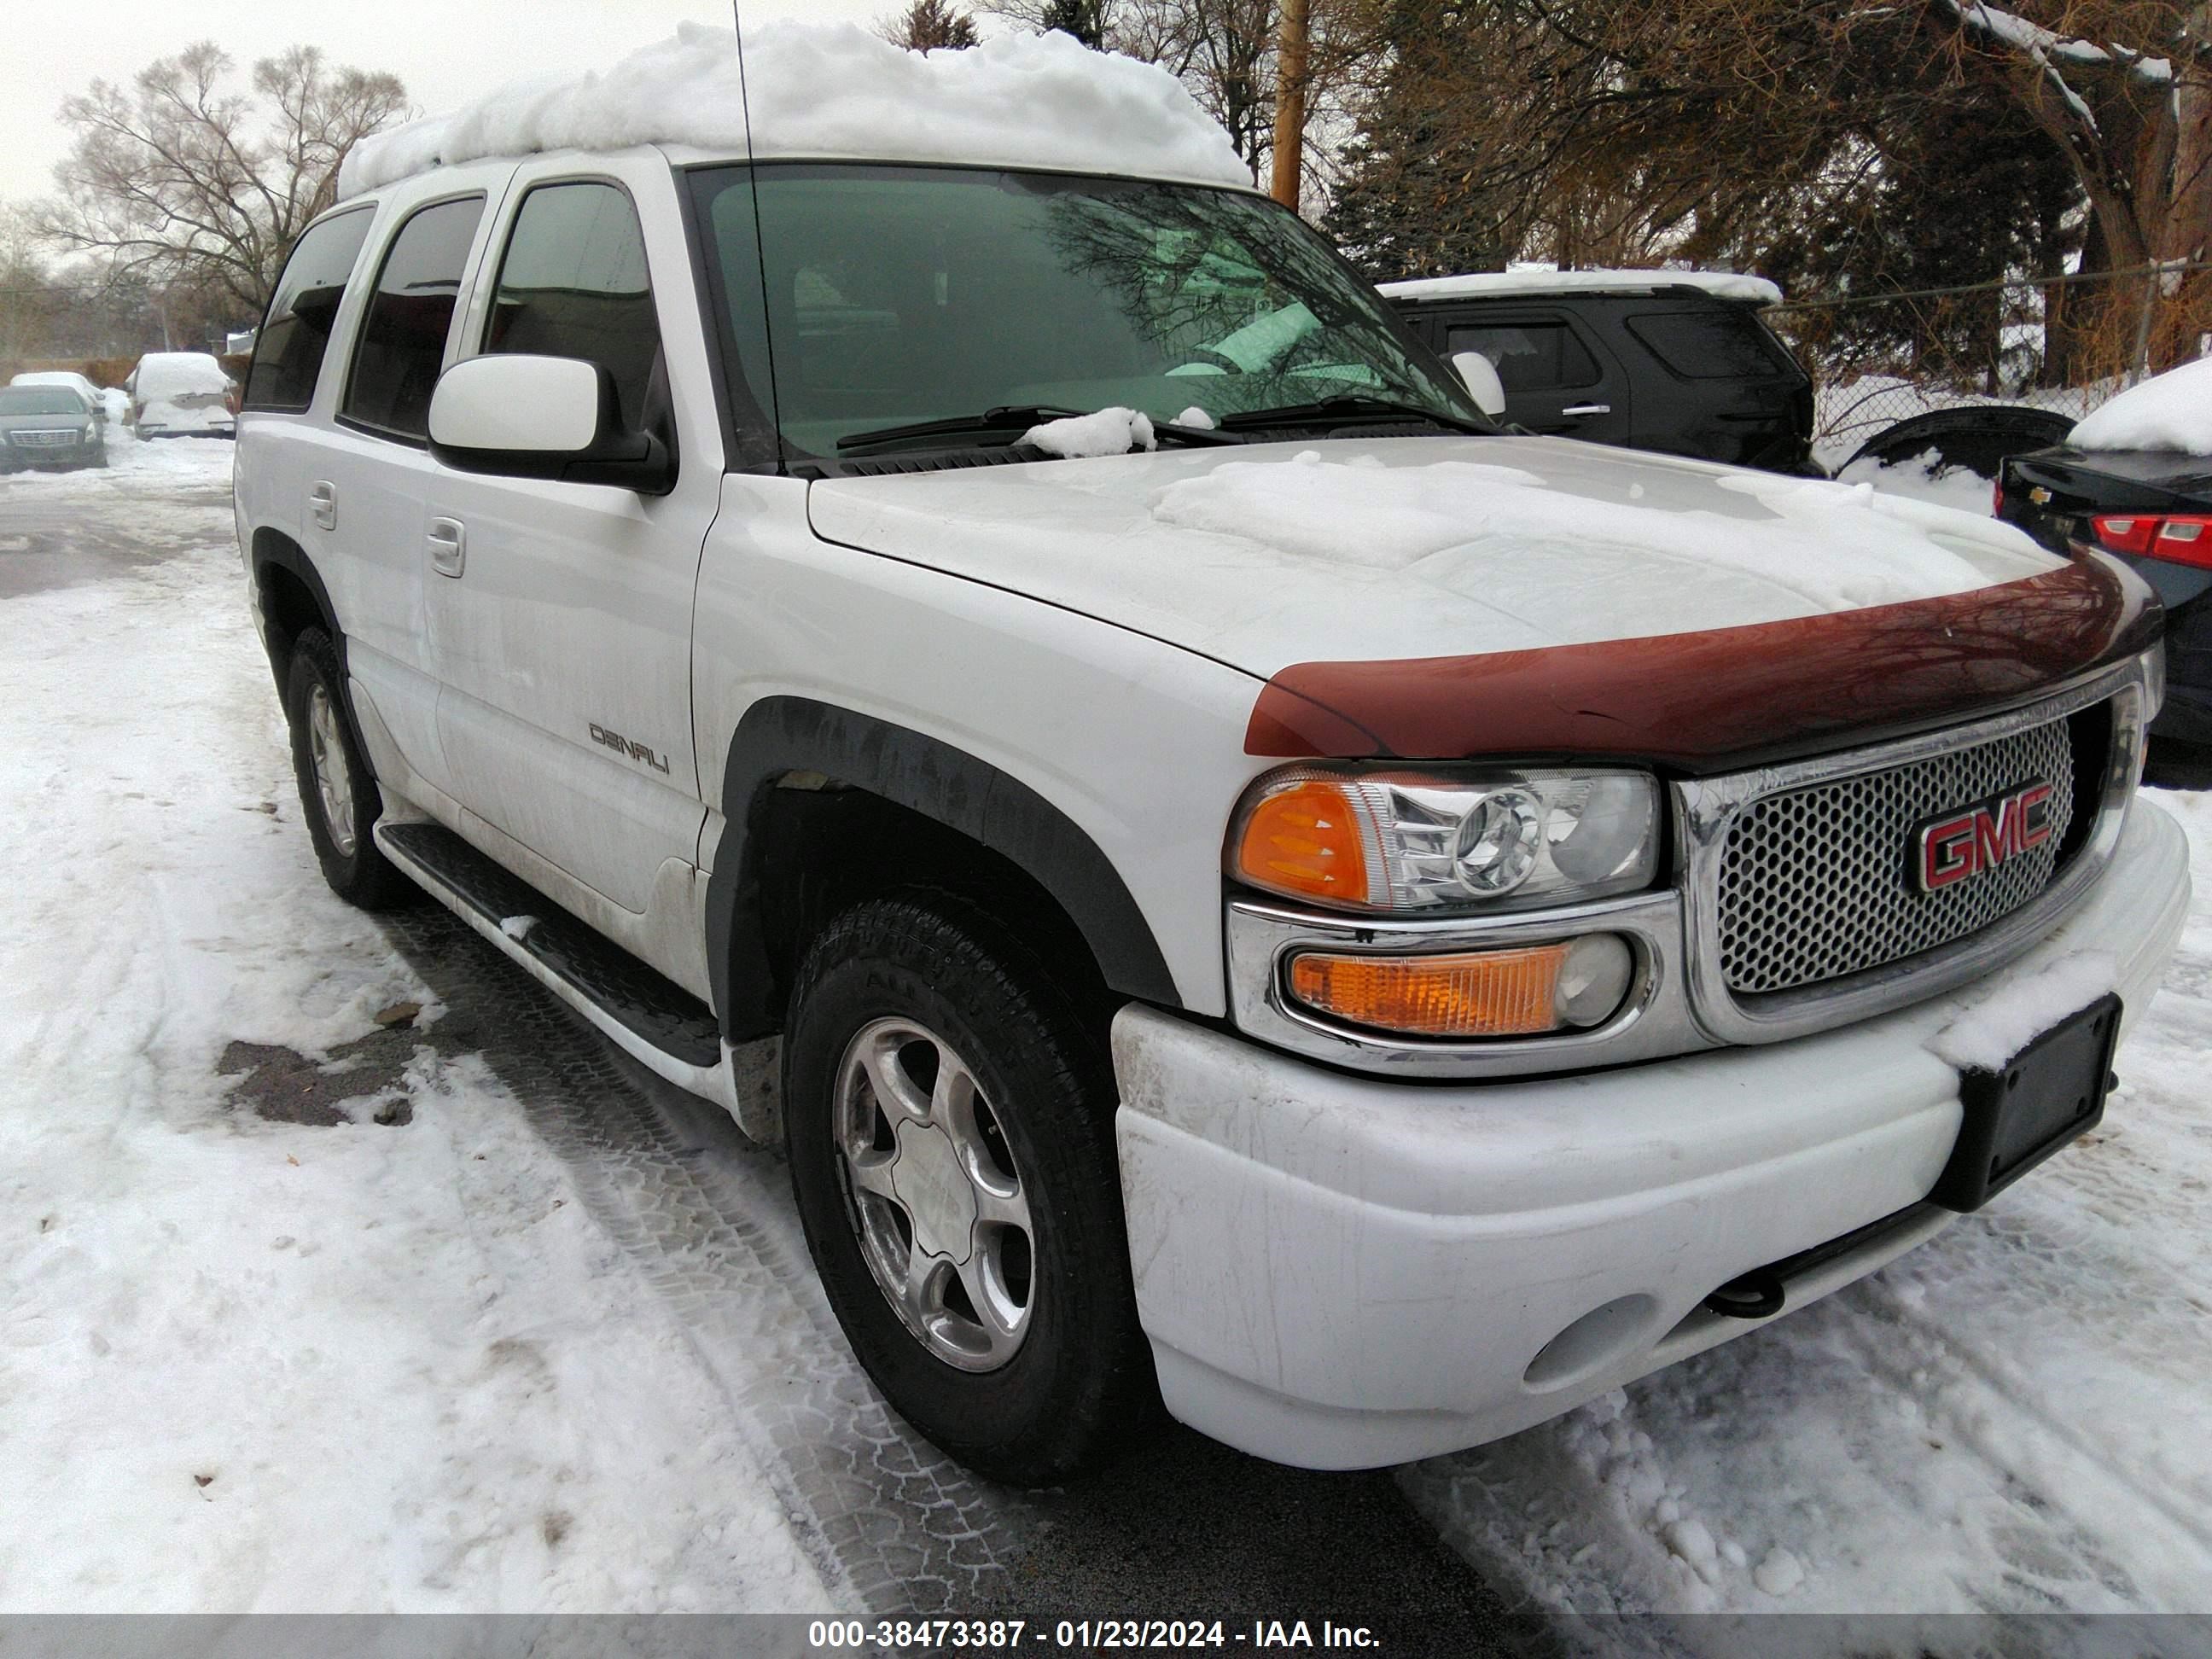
[836,405,1085,452]
[1217,395,1490,436]
[836,404,1244,454]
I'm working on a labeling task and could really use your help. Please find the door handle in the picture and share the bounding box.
[308,481,336,530]
[1561,404,1612,417]
[427,517,466,578]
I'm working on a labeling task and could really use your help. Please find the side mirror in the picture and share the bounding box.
[1452,350,1507,419]
[428,354,674,494]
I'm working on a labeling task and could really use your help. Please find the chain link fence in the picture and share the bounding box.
[1765,262,2211,473]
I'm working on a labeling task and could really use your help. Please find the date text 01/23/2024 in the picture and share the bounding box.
[806,1619,1382,1650]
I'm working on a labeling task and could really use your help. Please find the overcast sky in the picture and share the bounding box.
[0,0,888,206]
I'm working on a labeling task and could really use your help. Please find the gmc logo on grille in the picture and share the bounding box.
[1914,780,2055,894]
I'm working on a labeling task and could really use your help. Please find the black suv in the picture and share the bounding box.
[1382,271,1816,474]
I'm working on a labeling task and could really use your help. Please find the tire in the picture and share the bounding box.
[283,627,411,910]
[784,894,1155,1485]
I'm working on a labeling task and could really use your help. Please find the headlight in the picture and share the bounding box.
[80,425,95,441]
[1231,765,1662,913]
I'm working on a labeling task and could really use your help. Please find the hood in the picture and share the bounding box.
[806,436,2064,681]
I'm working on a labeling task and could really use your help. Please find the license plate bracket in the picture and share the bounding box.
[1930,992,2122,1213]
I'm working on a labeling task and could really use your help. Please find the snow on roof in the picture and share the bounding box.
[336,23,1254,201]
[2069,357,2212,456]
[1378,267,1784,306]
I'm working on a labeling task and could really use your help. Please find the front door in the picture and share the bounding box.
[420,160,720,917]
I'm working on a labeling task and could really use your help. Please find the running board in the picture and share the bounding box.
[376,820,741,1115]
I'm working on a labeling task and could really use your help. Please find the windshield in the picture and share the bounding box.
[690,163,1479,462]
[0,388,86,416]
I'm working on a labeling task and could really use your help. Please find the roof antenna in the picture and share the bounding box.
[730,1,784,471]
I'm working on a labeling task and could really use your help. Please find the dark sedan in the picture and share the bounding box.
[0,384,107,473]
[2000,445,2212,746]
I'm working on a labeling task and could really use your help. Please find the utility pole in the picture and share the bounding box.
[1271,0,1309,211]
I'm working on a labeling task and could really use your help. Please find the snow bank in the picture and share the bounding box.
[1023,406,1155,458]
[1381,268,1783,306]
[2069,358,2212,456]
[1928,949,2120,1072]
[1148,449,2021,614]
[338,23,1253,199]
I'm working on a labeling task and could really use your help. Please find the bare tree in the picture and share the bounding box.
[35,42,406,318]
[880,0,983,49]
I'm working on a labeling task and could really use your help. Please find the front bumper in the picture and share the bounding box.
[1112,799,2190,1470]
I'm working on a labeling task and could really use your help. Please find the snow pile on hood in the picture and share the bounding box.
[2069,358,2212,455]
[338,23,1253,199]
[131,352,230,398]
[1149,450,2021,614]
[1023,406,1155,458]
[1381,268,1783,306]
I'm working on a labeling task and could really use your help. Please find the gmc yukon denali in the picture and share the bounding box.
[233,26,2191,1484]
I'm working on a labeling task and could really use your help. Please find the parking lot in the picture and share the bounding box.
[3,434,2209,1639]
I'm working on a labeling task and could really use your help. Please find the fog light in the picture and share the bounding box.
[1554,934,1634,1029]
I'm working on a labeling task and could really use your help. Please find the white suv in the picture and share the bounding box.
[235,29,2189,1485]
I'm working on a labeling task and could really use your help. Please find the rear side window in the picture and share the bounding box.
[1626,311,1783,380]
[1445,320,1599,393]
[245,208,374,412]
[484,182,661,432]
[342,195,486,440]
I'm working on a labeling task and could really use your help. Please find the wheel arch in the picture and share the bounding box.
[707,697,1182,1043]
[249,527,342,693]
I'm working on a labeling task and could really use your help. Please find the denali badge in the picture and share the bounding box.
[588,722,672,774]
[1915,780,2054,894]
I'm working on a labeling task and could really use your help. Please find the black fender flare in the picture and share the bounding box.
[249,530,344,680]
[705,696,1181,1041]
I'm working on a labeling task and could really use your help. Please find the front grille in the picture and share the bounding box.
[1716,714,2077,996]
[9,430,78,447]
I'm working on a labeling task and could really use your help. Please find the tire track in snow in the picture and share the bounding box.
[376,906,1030,1615]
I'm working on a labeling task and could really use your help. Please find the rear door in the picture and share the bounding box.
[1436,307,1632,444]
[418,154,722,917]
[1620,303,1806,467]
[313,178,510,799]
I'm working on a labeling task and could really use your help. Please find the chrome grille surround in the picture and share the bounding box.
[1678,656,2152,1049]
[9,429,79,447]
[1715,717,2075,995]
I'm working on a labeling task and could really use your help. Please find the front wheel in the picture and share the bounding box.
[783,894,1154,1485]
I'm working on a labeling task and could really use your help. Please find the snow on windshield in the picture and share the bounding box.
[132,353,230,397]
[2069,357,2212,455]
[338,24,1253,199]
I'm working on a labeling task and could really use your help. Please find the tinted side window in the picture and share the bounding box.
[246,208,374,412]
[342,195,486,439]
[485,183,660,430]
[1626,311,1783,379]
[1445,320,1599,393]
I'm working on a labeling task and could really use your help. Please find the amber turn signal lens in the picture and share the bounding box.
[1289,944,1575,1038]
[1237,780,1371,905]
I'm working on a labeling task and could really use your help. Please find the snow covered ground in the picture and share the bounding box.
[0,434,829,1612]
[4,430,2209,1639]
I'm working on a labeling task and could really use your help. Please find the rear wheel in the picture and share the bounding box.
[783,894,1154,1485]
[284,627,411,910]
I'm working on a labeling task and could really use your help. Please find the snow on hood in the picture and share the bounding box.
[2069,357,2212,455]
[1380,268,1783,306]
[806,436,2064,678]
[337,24,1254,199]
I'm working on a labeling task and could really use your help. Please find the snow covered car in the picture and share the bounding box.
[9,370,113,428]
[1382,269,1817,473]
[233,25,2190,1484]
[2000,358,2212,749]
[0,382,106,471]
[126,352,237,437]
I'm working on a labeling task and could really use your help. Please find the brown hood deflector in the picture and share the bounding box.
[1245,553,2159,774]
